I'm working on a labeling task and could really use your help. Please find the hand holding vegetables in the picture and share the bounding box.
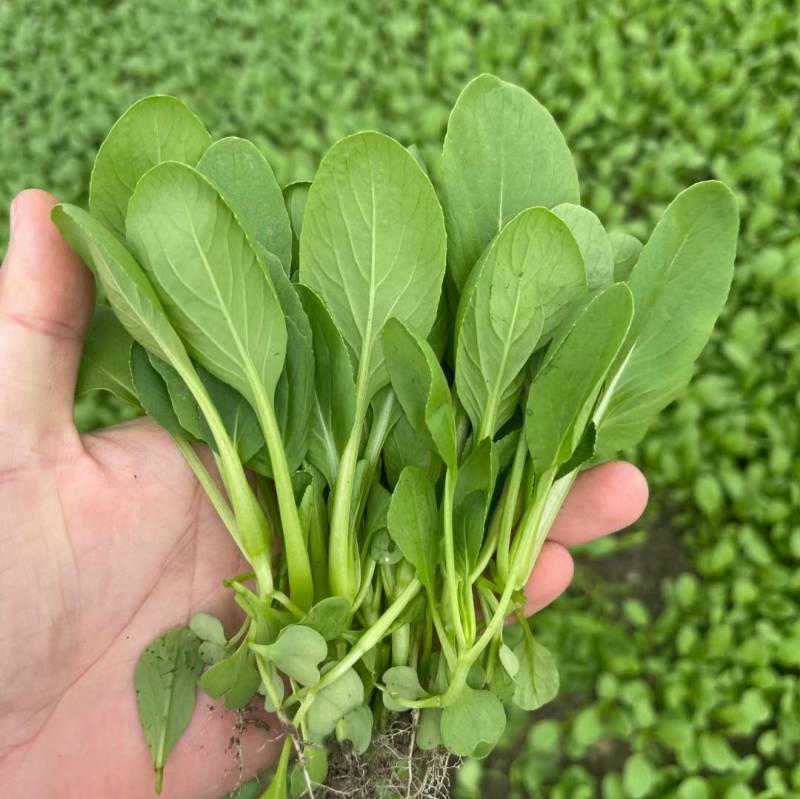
[0,73,736,798]
[0,192,646,799]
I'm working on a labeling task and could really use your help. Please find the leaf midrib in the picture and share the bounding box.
[312,399,339,480]
[182,201,264,404]
[481,276,524,438]
[155,634,178,769]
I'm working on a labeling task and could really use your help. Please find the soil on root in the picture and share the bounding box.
[314,718,458,799]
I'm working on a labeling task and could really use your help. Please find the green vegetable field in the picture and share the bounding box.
[2,2,798,798]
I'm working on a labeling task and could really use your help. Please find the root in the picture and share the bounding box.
[311,716,459,799]
[223,706,283,792]
[222,707,456,798]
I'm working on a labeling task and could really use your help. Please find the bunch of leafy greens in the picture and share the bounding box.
[54,74,738,797]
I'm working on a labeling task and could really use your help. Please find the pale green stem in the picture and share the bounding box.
[429,601,457,670]
[441,467,466,652]
[363,391,395,476]
[327,391,368,602]
[271,591,305,619]
[255,654,287,719]
[455,404,470,459]
[252,390,314,611]
[349,389,396,532]
[351,558,377,615]
[396,472,559,711]
[471,469,556,658]
[495,429,529,584]
[327,338,376,602]
[461,571,477,644]
[174,438,236,537]
[470,503,502,585]
[515,470,577,587]
[177,364,274,596]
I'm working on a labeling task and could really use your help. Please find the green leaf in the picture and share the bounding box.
[52,204,193,370]
[89,95,211,237]
[283,180,310,273]
[525,284,634,476]
[134,627,203,794]
[406,143,428,173]
[453,439,495,572]
[387,466,440,591]
[552,203,614,291]
[189,613,226,646]
[130,342,187,438]
[199,642,227,665]
[196,367,263,463]
[262,739,291,799]
[488,657,515,703]
[297,286,356,486]
[124,161,305,606]
[300,131,446,402]
[416,708,443,751]
[197,136,292,274]
[261,249,314,473]
[198,640,261,710]
[222,775,269,799]
[383,413,441,489]
[255,625,327,687]
[381,665,427,711]
[623,752,655,798]
[455,207,587,440]
[610,231,643,282]
[441,73,580,290]
[511,630,559,711]
[289,746,328,798]
[126,160,287,409]
[440,687,506,757]
[364,482,392,545]
[304,469,330,600]
[55,210,269,560]
[77,305,138,405]
[498,643,520,678]
[147,354,204,440]
[555,423,597,479]
[370,529,403,567]
[467,660,487,689]
[197,367,264,463]
[676,777,711,799]
[383,318,457,471]
[258,660,286,713]
[698,731,738,771]
[596,181,739,455]
[428,293,451,361]
[306,668,364,744]
[195,140,313,472]
[300,597,351,642]
[335,705,373,754]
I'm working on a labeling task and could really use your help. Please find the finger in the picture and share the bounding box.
[548,461,649,548]
[0,190,94,447]
[522,541,574,615]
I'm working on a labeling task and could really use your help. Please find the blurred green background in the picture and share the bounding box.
[2,1,799,797]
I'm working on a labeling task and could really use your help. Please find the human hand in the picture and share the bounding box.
[0,190,648,798]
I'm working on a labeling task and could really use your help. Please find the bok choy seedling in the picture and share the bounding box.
[53,74,738,797]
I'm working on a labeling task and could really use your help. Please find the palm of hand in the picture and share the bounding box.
[0,419,278,798]
[0,191,647,799]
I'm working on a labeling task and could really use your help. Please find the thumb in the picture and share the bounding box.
[0,190,94,453]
